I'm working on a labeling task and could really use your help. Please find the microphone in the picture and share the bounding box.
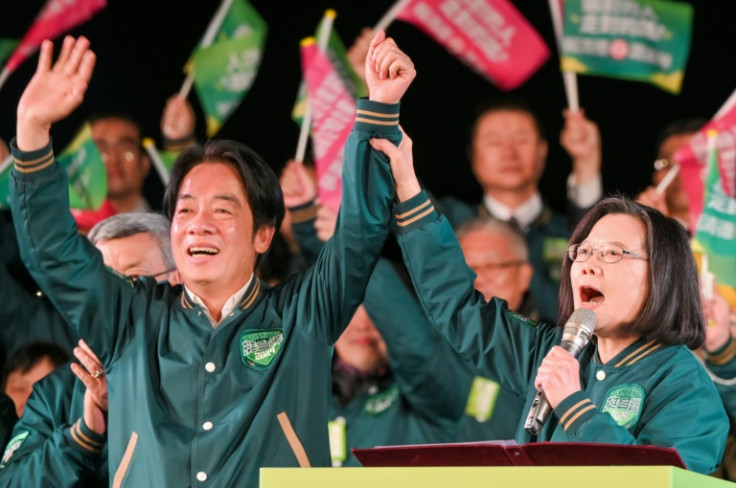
[524,308,596,436]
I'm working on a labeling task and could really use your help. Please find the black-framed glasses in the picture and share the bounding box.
[567,244,647,264]
[127,267,177,283]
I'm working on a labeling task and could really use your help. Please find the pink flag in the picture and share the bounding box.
[675,94,736,229]
[301,39,357,213]
[4,0,106,74]
[393,0,549,90]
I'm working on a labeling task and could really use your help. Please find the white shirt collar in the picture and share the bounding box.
[185,273,254,328]
[483,192,543,231]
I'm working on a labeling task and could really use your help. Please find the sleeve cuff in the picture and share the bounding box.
[66,418,106,454]
[288,201,318,224]
[391,190,438,234]
[10,138,56,177]
[163,135,197,152]
[706,336,736,366]
[567,173,602,209]
[354,98,401,137]
[555,391,598,433]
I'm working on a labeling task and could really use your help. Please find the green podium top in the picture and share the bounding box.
[261,466,735,488]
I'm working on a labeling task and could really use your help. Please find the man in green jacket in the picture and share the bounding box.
[9,32,414,486]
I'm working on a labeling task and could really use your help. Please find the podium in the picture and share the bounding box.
[260,466,734,487]
[260,442,735,487]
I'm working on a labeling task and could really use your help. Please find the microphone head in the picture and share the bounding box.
[567,308,597,335]
[560,308,597,357]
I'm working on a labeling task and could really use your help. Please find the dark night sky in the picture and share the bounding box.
[1,0,735,213]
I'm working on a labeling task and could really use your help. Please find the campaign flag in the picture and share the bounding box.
[692,132,736,306]
[0,39,19,65]
[386,0,549,90]
[676,95,736,230]
[292,13,367,126]
[301,38,357,213]
[188,0,267,137]
[560,0,692,94]
[1,0,106,84]
[58,124,107,210]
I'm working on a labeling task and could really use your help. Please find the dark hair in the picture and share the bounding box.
[558,196,705,349]
[654,118,707,158]
[87,112,144,141]
[162,139,285,268]
[468,97,547,150]
[2,342,70,390]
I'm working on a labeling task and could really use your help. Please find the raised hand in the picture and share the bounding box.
[280,160,317,209]
[161,94,196,141]
[560,108,601,185]
[17,36,96,151]
[704,292,733,353]
[636,186,669,215]
[70,339,107,434]
[365,31,416,105]
[369,127,420,202]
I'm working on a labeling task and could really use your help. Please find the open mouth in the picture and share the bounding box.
[188,246,220,257]
[580,285,604,306]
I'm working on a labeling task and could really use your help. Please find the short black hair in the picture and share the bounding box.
[558,196,704,349]
[162,139,285,268]
[87,111,144,140]
[1,342,69,390]
[468,97,547,150]
[654,118,707,158]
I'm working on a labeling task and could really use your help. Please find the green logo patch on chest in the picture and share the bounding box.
[364,385,399,415]
[239,329,283,370]
[601,383,645,429]
[1,431,29,468]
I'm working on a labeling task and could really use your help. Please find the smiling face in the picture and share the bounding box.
[171,162,273,303]
[471,110,547,201]
[570,213,650,338]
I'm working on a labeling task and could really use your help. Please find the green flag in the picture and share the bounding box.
[561,0,692,94]
[0,38,19,65]
[291,15,367,126]
[189,0,267,137]
[58,124,107,210]
[692,131,736,305]
[0,157,11,208]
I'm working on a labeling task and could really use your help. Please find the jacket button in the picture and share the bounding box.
[203,421,213,431]
[205,362,216,373]
[197,472,207,482]
[596,370,606,381]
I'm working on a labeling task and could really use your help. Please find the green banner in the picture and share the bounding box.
[693,137,736,292]
[0,38,18,65]
[561,0,693,94]
[292,19,367,126]
[190,0,267,136]
[58,124,107,210]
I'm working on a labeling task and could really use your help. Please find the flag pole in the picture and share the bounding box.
[142,138,170,186]
[715,87,736,119]
[294,9,336,163]
[0,67,10,93]
[373,0,412,32]
[179,0,235,99]
[548,0,579,112]
[0,154,12,174]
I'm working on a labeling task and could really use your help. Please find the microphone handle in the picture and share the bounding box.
[524,389,553,436]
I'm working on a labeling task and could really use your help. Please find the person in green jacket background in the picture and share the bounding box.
[9,32,415,486]
[0,212,180,487]
[367,129,729,474]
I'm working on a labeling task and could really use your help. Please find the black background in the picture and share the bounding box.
[1,0,735,212]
